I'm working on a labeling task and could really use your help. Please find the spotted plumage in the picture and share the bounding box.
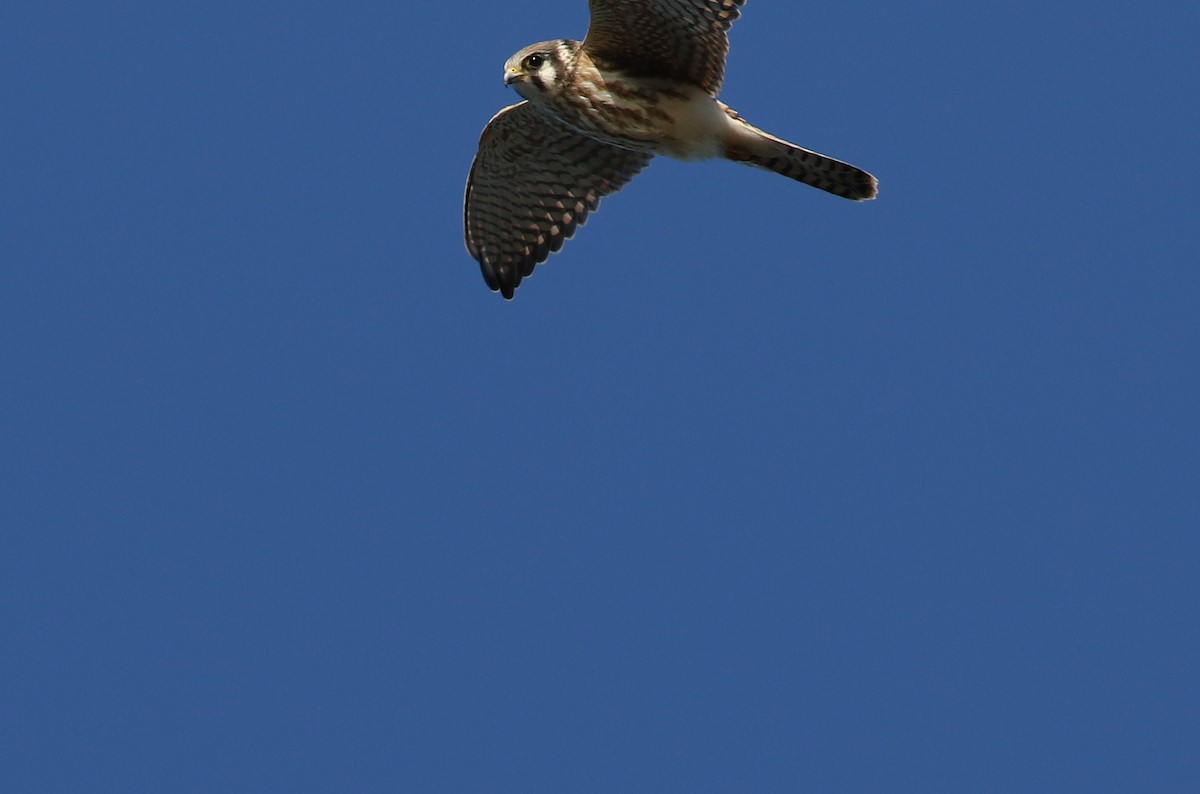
[464,0,877,299]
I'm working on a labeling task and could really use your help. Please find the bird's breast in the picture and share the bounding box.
[545,58,728,160]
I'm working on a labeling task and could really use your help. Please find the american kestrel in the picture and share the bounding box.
[464,0,877,299]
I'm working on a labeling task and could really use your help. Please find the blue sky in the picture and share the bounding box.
[2,1,1198,790]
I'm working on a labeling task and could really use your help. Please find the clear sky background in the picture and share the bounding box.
[2,2,1197,791]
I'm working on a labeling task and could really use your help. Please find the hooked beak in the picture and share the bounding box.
[503,67,521,87]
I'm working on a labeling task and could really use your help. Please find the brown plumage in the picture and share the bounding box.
[464,0,877,299]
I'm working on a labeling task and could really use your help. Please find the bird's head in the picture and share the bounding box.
[503,40,575,101]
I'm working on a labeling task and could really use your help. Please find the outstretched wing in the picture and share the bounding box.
[583,0,746,95]
[464,102,652,299]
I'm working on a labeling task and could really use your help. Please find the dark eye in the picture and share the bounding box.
[523,54,545,70]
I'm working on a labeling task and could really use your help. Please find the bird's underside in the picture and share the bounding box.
[463,0,877,299]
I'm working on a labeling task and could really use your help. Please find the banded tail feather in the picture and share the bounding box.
[722,112,877,201]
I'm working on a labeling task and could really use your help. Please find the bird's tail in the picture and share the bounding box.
[721,107,877,201]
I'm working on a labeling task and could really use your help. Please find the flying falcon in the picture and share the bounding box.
[464,0,877,298]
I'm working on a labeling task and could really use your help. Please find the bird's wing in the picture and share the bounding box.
[464,102,653,299]
[582,0,746,95]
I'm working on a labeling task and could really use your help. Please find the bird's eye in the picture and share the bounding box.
[523,54,545,70]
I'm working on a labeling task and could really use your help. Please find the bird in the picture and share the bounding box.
[463,0,877,299]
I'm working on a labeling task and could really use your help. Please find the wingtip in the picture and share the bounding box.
[482,260,519,300]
